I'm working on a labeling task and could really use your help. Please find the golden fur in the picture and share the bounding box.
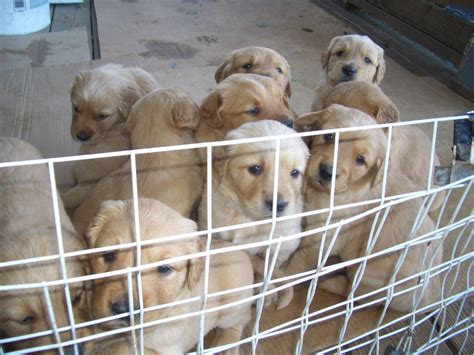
[283,105,442,313]
[215,46,292,97]
[64,64,159,209]
[198,120,309,309]
[311,35,385,111]
[88,199,253,354]
[322,81,444,212]
[195,74,294,151]
[0,137,91,353]
[72,88,203,236]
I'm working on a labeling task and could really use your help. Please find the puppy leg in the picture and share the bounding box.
[61,184,94,209]
[250,255,294,310]
[212,324,244,355]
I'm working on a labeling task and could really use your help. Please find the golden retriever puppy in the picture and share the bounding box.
[215,46,292,98]
[63,64,159,209]
[0,137,91,353]
[323,81,444,212]
[196,73,294,149]
[88,198,253,354]
[73,88,203,236]
[311,34,385,111]
[282,105,442,313]
[198,120,309,309]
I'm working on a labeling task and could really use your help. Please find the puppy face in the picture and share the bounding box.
[88,199,203,329]
[296,105,386,194]
[126,88,200,149]
[324,81,399,123]
[200,74,294,132]
[322,35,385,87]
[70,65,141,144]
[215,120,309,220]
[215,46,292,97]
[0,232,90,353]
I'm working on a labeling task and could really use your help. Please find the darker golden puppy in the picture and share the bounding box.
[215,46,292,97]
[64,64,159,209]
[0,138,91,353]
[88,198,253,354]
[282,105,442,313]
[312,34,385,111]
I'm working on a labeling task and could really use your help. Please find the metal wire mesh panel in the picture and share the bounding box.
[0,114,472,354]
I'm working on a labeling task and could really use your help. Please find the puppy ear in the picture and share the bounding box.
[296,104,342,127]
[119,85,142,120]
[374,57,386,84]
[214,61,228,83]
[187,238,204,290]
[211,146,229,185]
[172,98,201,130]
[321,50,330,71]
[70,71,90,95]
[199,91,223,129]
[285,81,292,98]
[282,95,291,110]
[375,100,400,123]
[370,156,386,188]
[86,200,126,248]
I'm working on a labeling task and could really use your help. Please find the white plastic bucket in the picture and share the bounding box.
[0,0,50,35]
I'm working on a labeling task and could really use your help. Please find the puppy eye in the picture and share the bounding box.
[246,107,260,116]
[158,265,172,274]
[19,315,35,325]
[72,292,82,306]
[336,50,344,57]
[103,251,115,263]
[323,133,335,143]
[355,155,366,165]
[248,165,263,176]
[242,63,252,70]
[276,67,283,74]
[290,169,300,178]
[364,57,372,64]
[96,113,109,121]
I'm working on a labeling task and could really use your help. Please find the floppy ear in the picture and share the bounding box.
[374,57,386,84]
[211,145,229,185]
[119,84,142,119]
[370,156,386,188]
[285,71,292,97]
[282,95,291,110]
[214,61,229,83]
[375,100,400,123]
[172,98,201,130]
[86,200,126,248]
[321,50,331,71]
[199,90,223,129]
[187,238,204,290]
[70,71,90,95]
[295,104,343,127]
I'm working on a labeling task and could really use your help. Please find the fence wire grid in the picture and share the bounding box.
[0,113,472,355]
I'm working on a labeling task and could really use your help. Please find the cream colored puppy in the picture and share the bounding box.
[198,120,309,309]
[323,81,444,212]
[73,88,203,236]
[283,105,442,313]
[311,34,385,111]
[215,46,292,98]
[88,198,253,354]
[63,64,159,209]
[0,137,91,353]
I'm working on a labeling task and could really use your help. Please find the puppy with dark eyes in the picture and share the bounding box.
[323,81,444,212]
[88,198,253,354]
[281,104,442,313]
[311,34,386,111]
[0,137,92,353]
[198,120,309,309]
[215,46,292,98]
[72,88,203,236]
[63,64,159,209]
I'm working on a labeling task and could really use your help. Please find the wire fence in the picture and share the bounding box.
[0,113,472,354]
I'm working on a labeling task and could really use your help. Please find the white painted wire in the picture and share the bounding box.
[42,284,65,355]
[0,115,472,354]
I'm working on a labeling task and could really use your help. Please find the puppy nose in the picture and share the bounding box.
[65,344,83,355]
[281,118,293,128]
[319,164,334,181]
[76,131,91,142]
[342,64,357,77]
[265,199,288,213]
[111,300,129,315]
